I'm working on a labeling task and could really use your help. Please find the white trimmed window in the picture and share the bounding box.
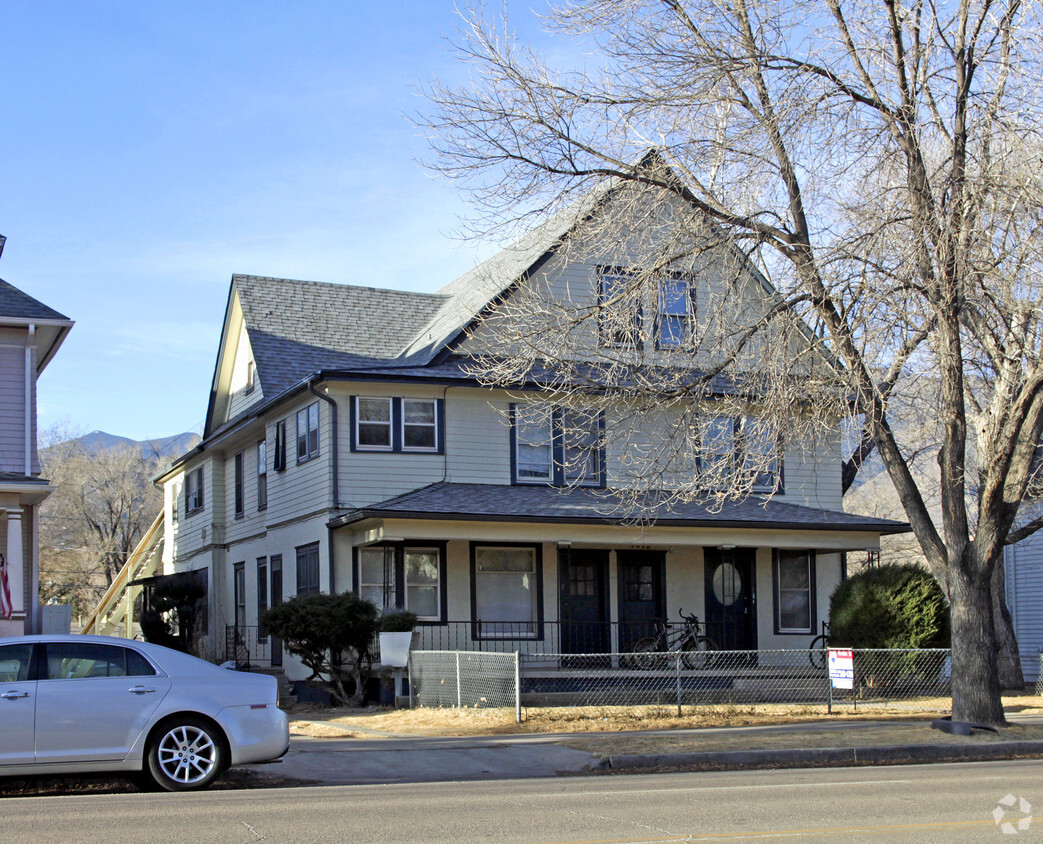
[402,399,437,451]
[357,397,393,450]
[774,550,814,633]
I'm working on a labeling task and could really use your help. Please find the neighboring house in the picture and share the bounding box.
[152,175,907,677]
[1005,529,1043,684]
[0,267,73,637]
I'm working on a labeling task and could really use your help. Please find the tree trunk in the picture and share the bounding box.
[991,561,1025,690]
[949,564,1006,725]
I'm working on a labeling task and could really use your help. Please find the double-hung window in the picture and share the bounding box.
[598,271,642,348]
[233,452,244,518]
[699,417,735,484]
[738,417,780,492]
[471,545,541,638]
[356,397,393,450]
[256,440,268,510]
[561,409,601,485]
[512,405,604,487]
[297,403,320,462]
[359,545,396,610]
[402,399,437,451]
[774,550,815,633]
[514,409,553,483]
[296,543,320,596]
[657,277,694,348]
[185,467,204,514]
[357,543,445,621]
[353,397,443,453]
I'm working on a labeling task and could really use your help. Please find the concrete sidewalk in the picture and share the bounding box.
[246,714,1043,786]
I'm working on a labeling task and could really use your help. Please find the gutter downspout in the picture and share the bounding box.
[308,380,339,592]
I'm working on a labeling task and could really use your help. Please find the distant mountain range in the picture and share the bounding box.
[67,430,201,459]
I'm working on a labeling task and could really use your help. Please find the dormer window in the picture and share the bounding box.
[598,271,642,348]
[245,361,255,393]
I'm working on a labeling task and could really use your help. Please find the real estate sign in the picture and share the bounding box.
[828,648,854,690]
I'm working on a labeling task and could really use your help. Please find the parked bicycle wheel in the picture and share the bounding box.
[681,635,718,669]
[808,634,829,669]
[622,636,668,670]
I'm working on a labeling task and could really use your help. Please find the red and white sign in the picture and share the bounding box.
[828,648,854,689]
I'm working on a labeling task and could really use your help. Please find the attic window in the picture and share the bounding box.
[245,361,255,393]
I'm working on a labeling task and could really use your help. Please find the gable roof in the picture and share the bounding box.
[234,275,447,399]
[0,278,73,372]
[0,278,69,323]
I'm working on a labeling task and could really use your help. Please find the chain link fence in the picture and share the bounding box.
[409,650,521,721]
[408,648,957,718]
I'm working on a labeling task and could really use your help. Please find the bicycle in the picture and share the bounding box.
[808,620,831,669]
[622,609,719,669]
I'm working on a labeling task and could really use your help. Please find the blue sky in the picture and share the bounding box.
[0,2,554,441]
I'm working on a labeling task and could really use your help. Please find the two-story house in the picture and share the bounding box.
[154,176,907,677]
[0,269,73,637]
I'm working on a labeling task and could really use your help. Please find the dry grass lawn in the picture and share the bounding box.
[288,692,1043,752]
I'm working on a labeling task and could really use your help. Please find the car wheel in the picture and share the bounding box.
[146,717,226,792]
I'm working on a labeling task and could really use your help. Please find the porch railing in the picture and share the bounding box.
[226,625,272,668]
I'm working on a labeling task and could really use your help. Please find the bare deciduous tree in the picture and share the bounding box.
[39,426,164,617]
[420,0,1043,724]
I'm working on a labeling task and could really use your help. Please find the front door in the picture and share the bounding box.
[703,547,757,651]
[558,549,609,654]
[616,550,665,653]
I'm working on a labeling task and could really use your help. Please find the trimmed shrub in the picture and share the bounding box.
[830,563,950,649]
[262,592,380,706]
[829,563,950,693]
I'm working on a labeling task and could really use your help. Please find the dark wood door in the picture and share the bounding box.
[616,550,665,653]
[270,554,283,667]
[558,549,609,654]
[703,547,757,651]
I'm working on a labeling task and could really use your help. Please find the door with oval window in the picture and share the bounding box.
[703,547,757,651]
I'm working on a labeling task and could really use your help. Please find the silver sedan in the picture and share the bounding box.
[0,634,289,791]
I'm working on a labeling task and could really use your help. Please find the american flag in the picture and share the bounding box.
[0,553,12,619]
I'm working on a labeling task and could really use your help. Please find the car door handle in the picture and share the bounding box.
[0,690,30,700]
[129,685,157,695]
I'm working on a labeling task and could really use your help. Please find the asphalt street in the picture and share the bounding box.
[2,760,1040,842]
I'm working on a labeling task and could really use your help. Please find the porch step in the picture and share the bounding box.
[240,666,295,701]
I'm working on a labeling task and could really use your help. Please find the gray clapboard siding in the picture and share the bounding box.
[1006,536,1043,682]
[0,341,27,474]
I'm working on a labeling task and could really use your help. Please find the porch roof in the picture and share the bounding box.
[329,482,910,535]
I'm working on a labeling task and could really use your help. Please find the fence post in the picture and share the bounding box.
[827,661,833,715]
[408,652,415,709]
[676,651,682,716]
[456,651,462,709]
[514,651,522,723]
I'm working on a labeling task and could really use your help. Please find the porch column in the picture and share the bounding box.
[5,508,24,617]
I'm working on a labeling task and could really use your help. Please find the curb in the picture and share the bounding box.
[607,741,1043,771]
